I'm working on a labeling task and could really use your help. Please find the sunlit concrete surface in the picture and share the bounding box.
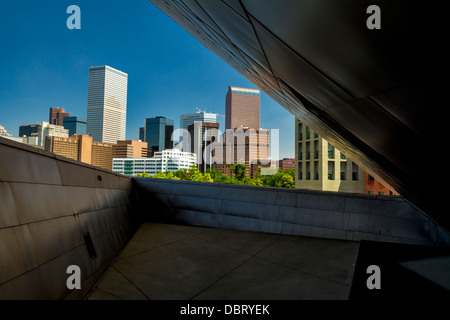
[87,222,360,300]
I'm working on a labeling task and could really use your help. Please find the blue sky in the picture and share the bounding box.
[0,0,294,158]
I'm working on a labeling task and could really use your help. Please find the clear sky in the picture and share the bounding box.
[0,0,294,158]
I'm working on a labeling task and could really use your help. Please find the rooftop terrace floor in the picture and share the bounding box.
[87,222,360,300]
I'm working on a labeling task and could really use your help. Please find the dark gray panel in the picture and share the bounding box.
[280,222,351,242]
[0,144,61,185]
[171,180,220,199]
[27,216,84,265]
[0,225,38,284]
[220,215,282,234]
[197,0,270,71]
[10,183,72,224]
[172,208,222,228]
[0,266,54,300]
[56,160,100,188]
[220,199,279,221]
[172,194,217,213]
[278,206,346,230]
[296,192,346,212]
[275,190,298,207]
[348,213,432,241]
[345,195,428,220]
[218,185,277,204]
[250,15,353,109]
[0,182,19,228]
[134,178,174,194]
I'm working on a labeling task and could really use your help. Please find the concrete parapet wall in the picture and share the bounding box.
[0,137,139,299]
[135,177,450,247]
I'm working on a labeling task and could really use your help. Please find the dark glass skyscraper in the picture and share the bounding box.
[145,116,174,152]
[63,116,87,136]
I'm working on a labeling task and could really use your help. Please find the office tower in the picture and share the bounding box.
[188,121,219,172]
[225,86,260,130]
[295,119,364,193]
[49,107,71,126]
[114,140,149,158]
[63,116,87,136]
[145,116,174,152]
[138,127,145,142]
[112,149,196,176]
[19,123,42,138]
[86,65,128,144]
[180,110,217,151]
[212,127,270,178]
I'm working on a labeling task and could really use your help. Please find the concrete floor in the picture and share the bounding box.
[87,222,360,300]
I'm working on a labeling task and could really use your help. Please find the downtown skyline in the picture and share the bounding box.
[0,0,295,158]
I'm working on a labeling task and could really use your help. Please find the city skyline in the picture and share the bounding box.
[0,0,294,158]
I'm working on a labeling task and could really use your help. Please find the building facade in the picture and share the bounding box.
[145,116,174,152]
[36,122,69,147]
[44,135,146,171]
[364,173,399,195]
[138,127,145,142]
[295,119,364,193]
[112,149,196,176]
[188,121,220,172]
[212,127,270,178]
[225,86,260,130]
[19,123,41,138]
[180,110,217,152]
[279,158,295,171]
[86,65,128,144]
[49,107,71,126]
[114,140,149,158]
[63,116,87,136]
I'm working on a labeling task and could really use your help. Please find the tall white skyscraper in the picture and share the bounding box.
[87,65,128,144]
[180,110,217,152]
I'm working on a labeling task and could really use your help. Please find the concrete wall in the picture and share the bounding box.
[135,177,450,247]
[0,137,140,299]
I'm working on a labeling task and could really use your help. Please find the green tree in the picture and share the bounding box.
[233,164,247,181]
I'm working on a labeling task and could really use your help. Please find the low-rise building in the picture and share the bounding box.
[112,149,196,176]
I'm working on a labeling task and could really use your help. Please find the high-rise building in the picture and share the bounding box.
[63,116,87,136]
[295,119,364,193]
[180,110,217,152]
[188,121,220,172]
[225,86,260,130]
[86,65,128,144]
[112,149,196,176]
[19,123,42,138]
[212,127,270,178]
[49,107,71,126]
[145,116,174,152]
[138,127,145,142]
